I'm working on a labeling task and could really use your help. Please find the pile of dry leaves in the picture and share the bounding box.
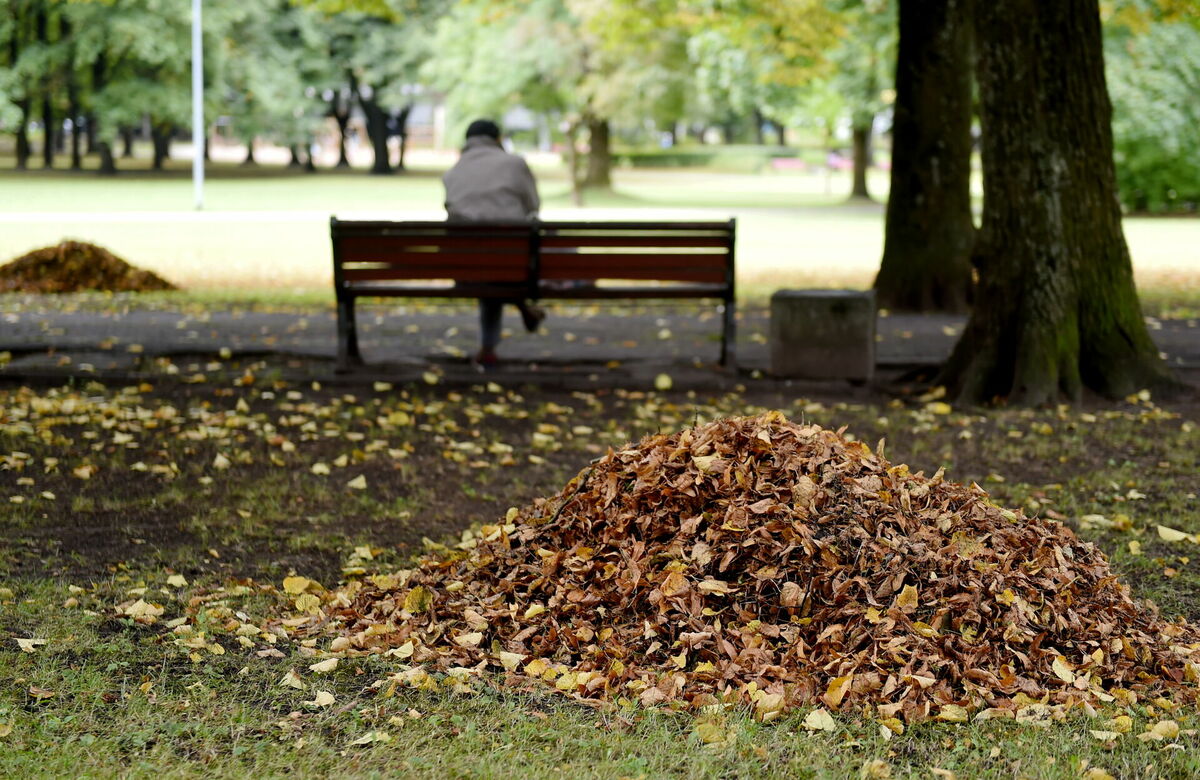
[294,412,1200,722]
[0,241,176,293]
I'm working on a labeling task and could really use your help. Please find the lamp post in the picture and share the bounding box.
[191,0,204,210]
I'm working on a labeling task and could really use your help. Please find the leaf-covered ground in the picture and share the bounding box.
[2,366,1200,778]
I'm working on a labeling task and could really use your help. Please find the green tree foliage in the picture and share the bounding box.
[1105,19,1200,212]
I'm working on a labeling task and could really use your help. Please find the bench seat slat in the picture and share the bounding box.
[338,235,531,256]
[342,251,527,266]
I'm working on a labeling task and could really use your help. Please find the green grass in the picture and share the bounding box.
[2,374,1200,777]
[2,156,1197,314]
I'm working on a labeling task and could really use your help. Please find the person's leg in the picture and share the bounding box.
[477,299,502,363]
[516,300,545,333]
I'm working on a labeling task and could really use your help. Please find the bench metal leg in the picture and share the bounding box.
[720,299,737,370]
[336,297,363,372]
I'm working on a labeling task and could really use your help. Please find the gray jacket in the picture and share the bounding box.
[443,136,540,222]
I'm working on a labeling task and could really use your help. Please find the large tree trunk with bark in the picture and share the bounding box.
[582,116,611,189]
[939,0,1178,404]
[850,124,871,199]
[874,0,976,313]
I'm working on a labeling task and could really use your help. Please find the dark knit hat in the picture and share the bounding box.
[465,119,501,140]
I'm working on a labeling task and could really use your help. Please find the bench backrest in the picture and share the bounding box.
[332,221,533,284]
[331,218,735,291]
[538,221,734,286]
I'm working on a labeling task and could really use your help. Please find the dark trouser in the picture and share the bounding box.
[479,298,516,351]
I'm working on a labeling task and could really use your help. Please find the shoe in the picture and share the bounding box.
[520,304,546,334]
[474,348,499,368]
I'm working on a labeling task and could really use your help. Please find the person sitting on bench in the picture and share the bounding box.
[442,118,545,367]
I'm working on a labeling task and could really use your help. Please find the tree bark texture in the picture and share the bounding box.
[850,125,871,199]
[97,141,116,175]
[42,97,55,168]
[582,116,611,189]
[394,104,412,171]
[332,98,351,168]
[939,0,1177,404]
[288,145,303,168]
[120,127,134,158]
[874,0,976,313]
[242,137,257,166]
[15,102,31,169]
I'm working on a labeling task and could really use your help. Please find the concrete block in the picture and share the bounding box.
[770,289,875,380]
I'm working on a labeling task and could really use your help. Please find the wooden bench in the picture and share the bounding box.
[330,218,737,370]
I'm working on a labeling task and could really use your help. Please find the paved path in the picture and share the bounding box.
[1,301,1197,388]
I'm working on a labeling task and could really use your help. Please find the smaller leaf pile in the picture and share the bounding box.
[295,412,1200,722]
[0,241,176,293]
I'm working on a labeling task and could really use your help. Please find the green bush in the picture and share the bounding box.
[614,145,815,173]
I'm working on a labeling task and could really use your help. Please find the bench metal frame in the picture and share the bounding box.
[330,217,737,371]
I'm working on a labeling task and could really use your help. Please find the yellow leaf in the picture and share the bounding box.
[16,638,46,653]
[1157,525,1191,542]
[282,576,311,595]
[1052,656,1076,684]
[294,593,321,614]
[124,599,165,622]
[864,607,883,624]
[347,475,368,490]
[279,669,305,689]
[311,462,331,476]
[389,641,414,659]
[1106,715,1133,733]
[925,401,953,415]
[936,704,969,723]
[308,658,338,673]
[1090,730,1121,741]
[498,651,524,671]
[212,453,231,470]
[894,584,918,613]
[304,690,335,708]
[0,723,11,738]
[403,586,433,613]
[454,632,483,648]
[803,708,837,732]
[654,373,673,391]
[860,759,892,779]
[166,574,188,588]
[823,674,853,708]
[348,730,392,746]
[693,721,727,744]
[1083,770,1115,780]
[661,570,690,597]
[524,658,549,677]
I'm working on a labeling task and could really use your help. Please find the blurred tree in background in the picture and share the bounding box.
[0,0,1195,220]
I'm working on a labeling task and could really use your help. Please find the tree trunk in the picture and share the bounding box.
[850,124,871,199]
[566,120,584,206]
[874,0,976,314]
[753,108,766,145]
[67,51,82,170]
[242,137,257,166]
[120,127,134,158]
[42,97,55,169]
[394,104,412,171]
[86,113,97,154]
[151,125,172,170]
[304,137,317,172]
[358,99,392,175]
[331,97,351,168]
[288,145,303,168]
[938,0,1178,404]
[97,141,116,175]
[16,101,31,169]
[582,116,611,189]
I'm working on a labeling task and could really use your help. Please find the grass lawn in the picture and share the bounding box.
[3,367,1200,778]
[2,158,1198,314]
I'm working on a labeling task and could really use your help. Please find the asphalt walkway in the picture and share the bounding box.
[1,301,1197,390]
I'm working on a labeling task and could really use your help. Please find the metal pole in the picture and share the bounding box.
[191,0,204,210]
